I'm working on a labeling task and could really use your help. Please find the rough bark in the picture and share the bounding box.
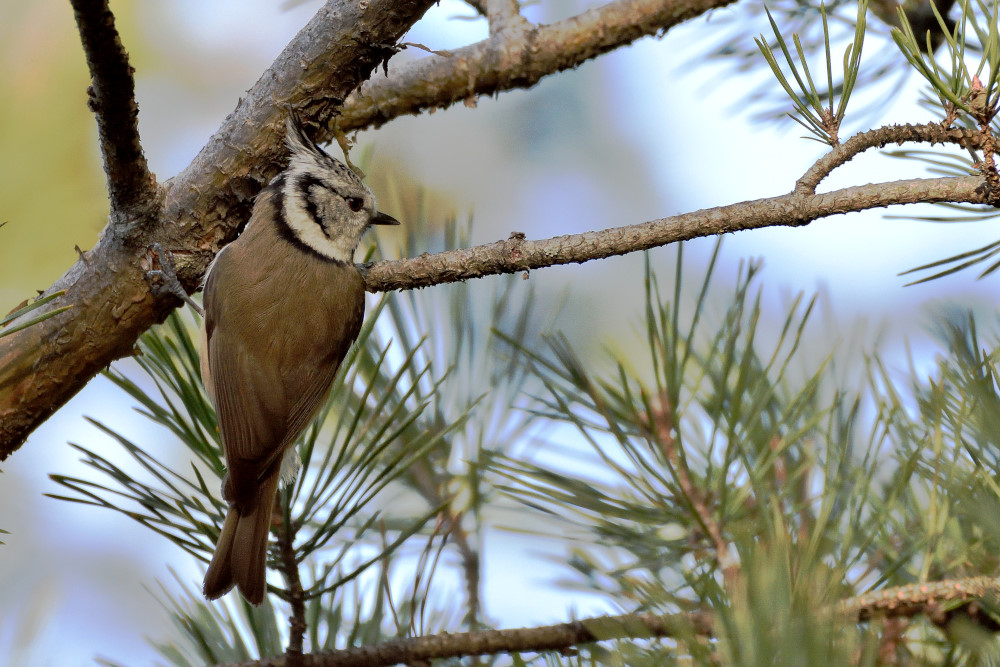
[0,0,994,460]
[338,0,737,132]
[0,0,437,458]
[0,0,741,457]
[361,175,990,292]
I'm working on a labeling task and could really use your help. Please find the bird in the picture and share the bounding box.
[199,116,399,605]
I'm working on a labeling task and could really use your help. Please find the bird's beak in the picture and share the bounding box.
[371,211,401,226]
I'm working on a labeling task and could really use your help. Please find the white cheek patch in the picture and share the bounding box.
[284,192,357,262]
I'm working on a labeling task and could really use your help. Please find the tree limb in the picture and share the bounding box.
[796,123,986,193]
[841,576,1000,627]
[485,0,523,36]
[213,576,1000,665]
[0,0,993,463]
[69,0,158,219]
[465,0,489,16]
[278,503,307,664]
[360,174,990,293]
[337,0,739,132]
[0,0,437,458]
[217,611,715,667]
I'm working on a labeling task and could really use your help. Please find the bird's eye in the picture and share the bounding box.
[347,197,364,212]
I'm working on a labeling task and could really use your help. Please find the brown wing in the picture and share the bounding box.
[277,263,366,447]
[201,216,365,509]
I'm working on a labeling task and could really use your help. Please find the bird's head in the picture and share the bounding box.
[280,117,398,263]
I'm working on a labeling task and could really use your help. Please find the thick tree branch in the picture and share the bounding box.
[337,0,738,132]
[216,576,1000,666]
[69,0,158,218]
[0,0,993,465]
[0,0,436,458]
[360,174,990,293]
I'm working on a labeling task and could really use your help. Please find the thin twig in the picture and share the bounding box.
[278,498,307,664]
[447,514,482,630]
[407,461,483,628]
[361,174,990,294]
[464,0,488,16]
[69,0,159,219]
[877,618,908,664]
[795,123,986,193]
[648,393,738,580]
[407,517,450,637]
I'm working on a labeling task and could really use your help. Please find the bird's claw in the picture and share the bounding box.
[146,243,205,316]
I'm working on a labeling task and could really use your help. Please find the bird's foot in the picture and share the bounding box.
[146,243,205,317]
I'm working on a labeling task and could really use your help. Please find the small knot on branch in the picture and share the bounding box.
[505,231,527,264]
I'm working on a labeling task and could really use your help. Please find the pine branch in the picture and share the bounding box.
[360,173,988,293]
[338,0,737,132]
[0,0,995,467]
[213,577,1000,666]
[69,0,159,219]
[841,576,1000,627]
[485,0,523,37]
[359,121,997,295]
[215,611,715,667]
[0,0,436,458]
[796,123,989,193]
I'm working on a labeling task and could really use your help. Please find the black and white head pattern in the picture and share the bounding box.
[278,118,380,263]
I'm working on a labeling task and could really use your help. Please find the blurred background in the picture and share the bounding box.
[2,0,999,663]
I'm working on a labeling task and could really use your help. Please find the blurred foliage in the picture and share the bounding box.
[492,241,1000,664]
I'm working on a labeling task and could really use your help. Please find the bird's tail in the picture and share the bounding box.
[203,472,280,606]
